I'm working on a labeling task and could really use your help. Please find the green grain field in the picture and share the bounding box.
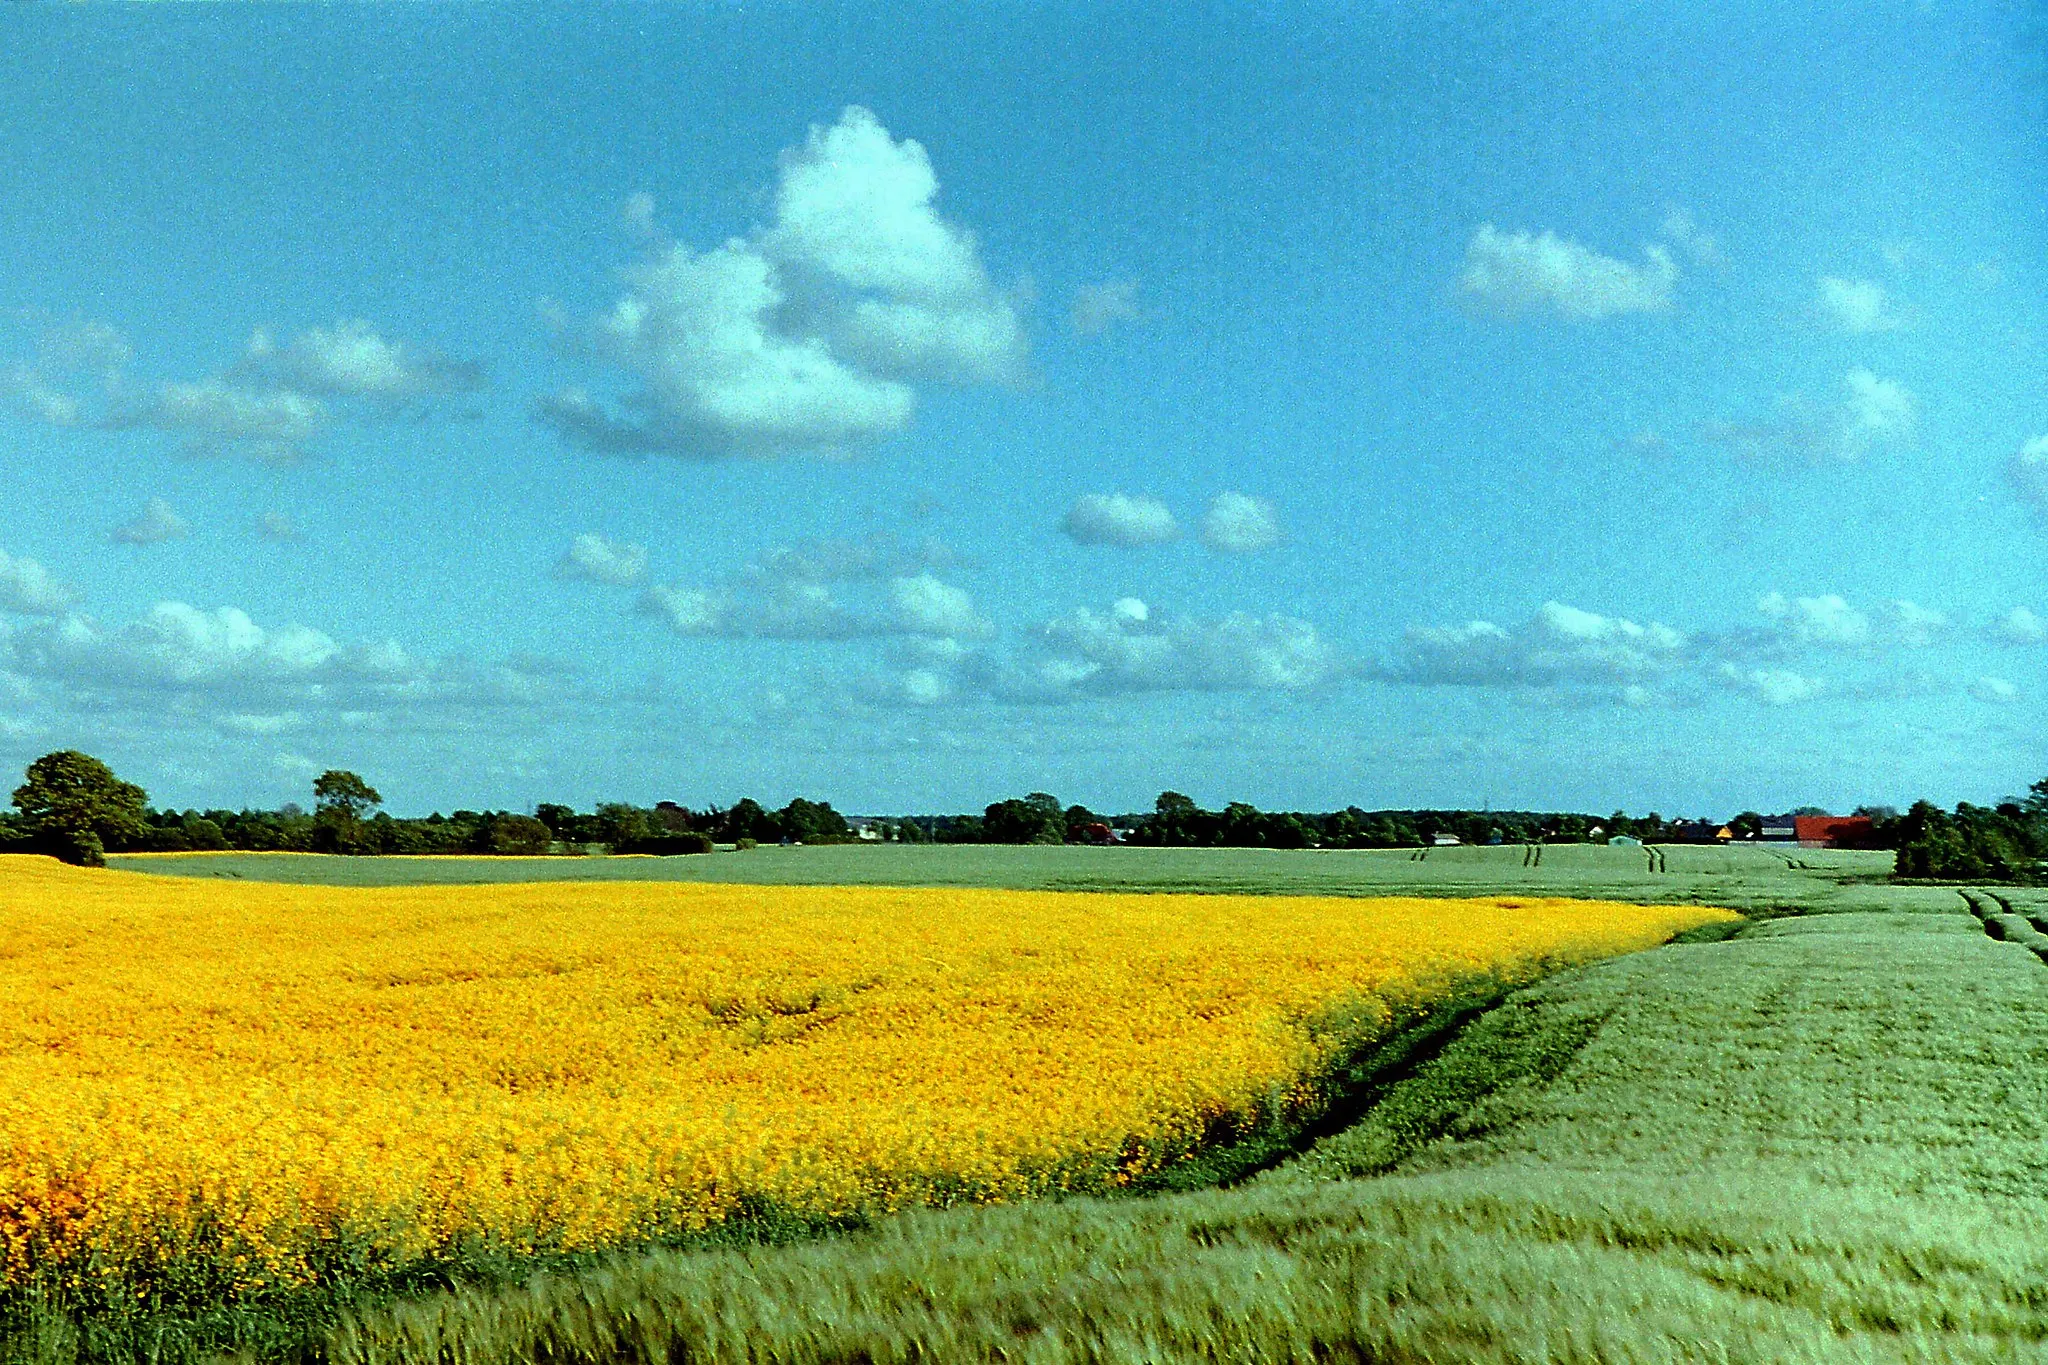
[34,842,2048,1363]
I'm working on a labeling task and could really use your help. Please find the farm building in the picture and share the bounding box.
[1759,816,1799,841]
[1672,822,1734,843]
[1795,814,1876,849]
[1607,834,1642,846]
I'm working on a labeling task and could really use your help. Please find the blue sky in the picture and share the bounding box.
[1,2,2044,817]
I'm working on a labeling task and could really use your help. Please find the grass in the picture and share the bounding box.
[40,842,2048,1362]
[110,841,1912,915]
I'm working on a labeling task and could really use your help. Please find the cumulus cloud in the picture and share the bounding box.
[1720,665,1825,705]
[1756,592,1869,647]
[1071,280,1141,336]
[1061,493,1179,547]
[1701,370,1916,462]
[2009,436,2048,522]
[889,574,991,638]
[554,533,649,586]
[108,378,327,463]
[1201,492,1282,553]
[1393,601,1687,688]
[542,107,1025,460]
[860,596,1337,706]
[110,497,190,546]
[242,321,484,402]
[1457,224,1677,320]
[638,537,981,641]
[26,320,479,460]
[1814,276,1899,333]
[26,603,342,687]
[0,550,80,616]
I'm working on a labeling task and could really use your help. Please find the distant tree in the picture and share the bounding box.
[593,802,654,848]
[534,803,576,835]
[984,792,1065,844]
[313,770,382,821]
[779,797,851,845]
[311,770,382,854]
[717,798,780,844]
[1789,805,1830,817]
[483,813,553,856]
[1729,811,1763,840]
[13,750,148,866]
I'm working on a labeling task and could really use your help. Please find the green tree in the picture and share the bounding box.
[313,771,382,821]
[311,770,382,854]
[12,750,148,866]
[483,813,553,855]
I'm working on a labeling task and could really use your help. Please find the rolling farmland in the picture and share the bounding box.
[20,842,2048,1363]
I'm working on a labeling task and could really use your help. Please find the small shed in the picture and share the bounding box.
[1607,834,1642,846]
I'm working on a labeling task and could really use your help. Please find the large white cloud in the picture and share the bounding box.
[554,534,649,586]
[0,551,80,616]
[24,603,343,688]
[1200,492,1281,554]
[1394,601,1687,687]
[1061,493,1179,547]
[1458,224,1677,320]
[540,107,1025,459]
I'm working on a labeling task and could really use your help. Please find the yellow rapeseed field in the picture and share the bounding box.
[0,855,1733,1300]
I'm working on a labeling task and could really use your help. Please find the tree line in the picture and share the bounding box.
[7,747,2044,881]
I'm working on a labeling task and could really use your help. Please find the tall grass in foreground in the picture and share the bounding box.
[326,908,2048,1364]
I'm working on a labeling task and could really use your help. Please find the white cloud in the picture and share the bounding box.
[1876,599,1947,647]
[3,369,82,426]
[1201,492,1282,554]
[1071,280,1141,336]
[28,603,340,687]
[1721,665,1824,705]
[1061,493,1180,547]
[1814,277,1899,333]
[889,574,991,638]
[1457,224,1677,320]
[37,318,132,374]
[110,497,190,546]
[2009,436,2048,522]
[1757,591,1870,647]
[1018,600,1335,696]
[114,379,327,462]
[1841,368,1914,448]
[1395,601,1687,688]
[1701,370,1915,462]
[1996,606,2047,644]
[638,539,980,642]
[544,107,1024,459]
[243,321,484,401]
[0,550,80,616]
[620,191,659,241]
[555,533,649,586]
[864,596,1336,704]
[1659,206,1725,268]
[1973,676,2019,704]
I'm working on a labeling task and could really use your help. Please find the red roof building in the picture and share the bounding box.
[1793,815,1875,848]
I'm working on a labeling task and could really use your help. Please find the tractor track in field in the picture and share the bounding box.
[1959,888,2048,966]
